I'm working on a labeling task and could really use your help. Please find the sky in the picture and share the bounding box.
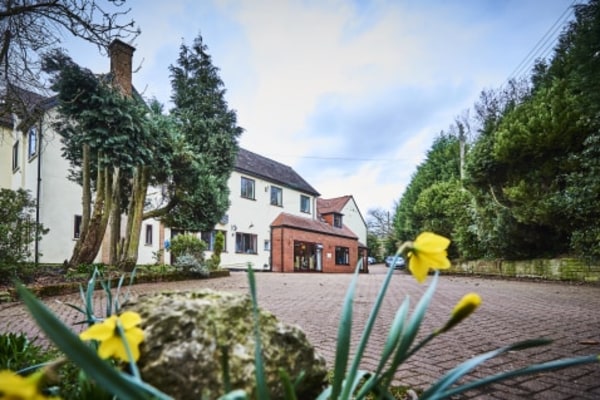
[64,0,578,217]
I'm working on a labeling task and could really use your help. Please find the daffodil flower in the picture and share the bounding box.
[79,311,144,362]
[407,232,451,283]
[438,292,482,333]
[0,370,57,400]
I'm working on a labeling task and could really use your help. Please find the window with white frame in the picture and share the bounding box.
[241,177,255,200]
[74,215,82,239]
[264,239,270,251]
[236,232,257,254]
[335,246,350,265]
[145,224,153,245]
[270,186,282,206]
[12,140,19,171]
[28,127,37,159]
[300,195,310,213]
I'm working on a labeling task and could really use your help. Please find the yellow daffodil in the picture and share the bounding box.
[0,370,57,400]
[407,232,451,283]
[438,292,482,334]
[79,311,144,362]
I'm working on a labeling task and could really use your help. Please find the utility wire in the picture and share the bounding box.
[505,0,578,84]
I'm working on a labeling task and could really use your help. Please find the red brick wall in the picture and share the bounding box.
[271,227,358,273]
[322,214,334,226]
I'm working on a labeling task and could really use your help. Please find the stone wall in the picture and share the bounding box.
[449,258,600,282]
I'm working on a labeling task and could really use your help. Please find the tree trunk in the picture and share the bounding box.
[68,164,114,267]
[118,165,149,270]
[109,168,122,266]
[81,144,91,234]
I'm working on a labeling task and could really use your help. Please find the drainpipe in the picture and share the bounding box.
[269,228,273,272]
[34,120,42,267]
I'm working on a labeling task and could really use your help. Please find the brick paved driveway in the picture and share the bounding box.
[1,265,599,399]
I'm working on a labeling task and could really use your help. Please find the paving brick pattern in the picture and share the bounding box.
[1,265,599,399]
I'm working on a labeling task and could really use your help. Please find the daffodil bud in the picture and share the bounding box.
[438,293,482,334]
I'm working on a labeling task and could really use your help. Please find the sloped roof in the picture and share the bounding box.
[317,195,352,215]
[0,86,55,128]
[235,148,320,196]
[271,212,357,240]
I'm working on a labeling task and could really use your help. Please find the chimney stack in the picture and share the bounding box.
[108,39,135,96]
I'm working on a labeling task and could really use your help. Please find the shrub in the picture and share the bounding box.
[208,230,225,271]
[174,254,209,276]
[169,234,206,261]
[0,189,48,269]
[0,332,55,371]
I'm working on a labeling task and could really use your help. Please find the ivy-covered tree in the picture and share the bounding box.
[44,51,155,268]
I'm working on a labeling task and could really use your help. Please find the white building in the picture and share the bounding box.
[1,41,368,272]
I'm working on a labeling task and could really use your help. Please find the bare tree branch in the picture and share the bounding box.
[0,0,139,120]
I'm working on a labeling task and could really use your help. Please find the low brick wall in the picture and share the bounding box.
[449,258,600,282]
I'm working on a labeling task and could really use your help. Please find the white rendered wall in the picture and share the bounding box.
[212,170,317,270]
[341,197,367,245]
[36,121,88,264]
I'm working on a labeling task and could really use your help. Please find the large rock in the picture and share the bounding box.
[124,290,327,399]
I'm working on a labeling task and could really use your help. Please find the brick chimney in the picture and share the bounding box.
[108,39,135,96]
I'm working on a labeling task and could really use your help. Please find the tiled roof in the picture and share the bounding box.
[235,148,320,196]
[1,87,54,128]
[317,195,352,215]
[271,212,357,239]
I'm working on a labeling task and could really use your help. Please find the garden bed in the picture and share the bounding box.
[0,266,230,303]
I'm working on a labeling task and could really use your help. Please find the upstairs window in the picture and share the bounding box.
[300,195,310,213]
[241,177,255,200]
[236,233,257,254]
[28,127,37,159]
[270,186,282,206]
[12,140,19,171]
[333,214,343,228]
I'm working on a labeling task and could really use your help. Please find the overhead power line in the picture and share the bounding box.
[506,0,579,84]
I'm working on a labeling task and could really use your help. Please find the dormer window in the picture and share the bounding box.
[333,214,343,228]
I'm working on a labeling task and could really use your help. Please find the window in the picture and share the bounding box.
[300,195,310,213]
[264,239,270,251]
[241,177,255,199]
[74,215,82,239]
[270,186,282,206]
[333,214,343,228]
[335,246,350,265]
[28,127,37,159]
[12,140,19,171]
[145,224,153,245]
[236,233,257,254]
[201,230,227,252]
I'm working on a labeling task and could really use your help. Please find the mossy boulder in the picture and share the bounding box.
[124,290,327,399]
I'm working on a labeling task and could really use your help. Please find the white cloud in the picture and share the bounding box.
[63,0,575,216]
